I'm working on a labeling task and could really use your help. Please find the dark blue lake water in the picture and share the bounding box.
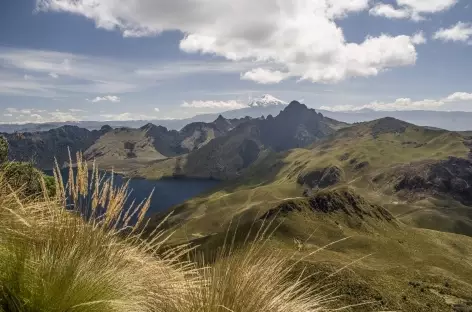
[45,169,220,216]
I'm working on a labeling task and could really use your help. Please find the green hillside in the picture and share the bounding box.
[149,117,472,311]
[162,117,471,235]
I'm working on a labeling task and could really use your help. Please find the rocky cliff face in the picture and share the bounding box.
[259,101,336,151]
[393,157,472,205]
[158,101,343,180]
[4,116,249,169]
[2,125,111,169]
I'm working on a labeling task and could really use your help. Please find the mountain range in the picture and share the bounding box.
[2,94,472,133]
[3,98,472,310]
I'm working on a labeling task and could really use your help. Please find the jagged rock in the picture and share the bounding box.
[393,157,472,204]
[354,161,369,170]
[168,101,343,180]
[259,101,337,151]
[263,189,395,223]
[297,166,344,189]
[2,126,104,169]
[371,117,409,138]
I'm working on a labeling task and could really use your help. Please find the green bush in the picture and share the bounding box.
[0,137,7,164]
[0,162,55,198]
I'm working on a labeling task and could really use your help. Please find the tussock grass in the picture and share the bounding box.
[0,152,338,312]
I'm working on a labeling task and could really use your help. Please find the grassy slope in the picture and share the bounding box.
[272,211,472,312]
[85,128,166,162]
[170,192,472,311]
[0,158,361,312]
[155,119,472,311]
[166,119,469,236]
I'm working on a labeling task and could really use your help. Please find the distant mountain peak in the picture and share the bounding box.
[283,101,310,114]
[248,94,287,108]
[215,114,226,121]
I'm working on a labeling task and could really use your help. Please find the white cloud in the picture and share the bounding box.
[23,74,33,80]
[397,0,457,13]
[49,111,79,122]
[37,0,424,84]
[411,31,427,44]
[433,22,472,43]
[321,92,472,111]
[5,108,44,114]
[99,112,159,121]
[369,0,457,20]
[69,108,85,112]
[241,68,290,84]
[369,4,410,19]
[88,95,121,103]
[0,108,84,124]
[444,92,472,102]
[320,104,357,111]
[49,72,59,78]
[154,108,160,112]
[182,100,248,110]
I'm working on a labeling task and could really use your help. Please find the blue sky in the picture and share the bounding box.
[0,0,471,123]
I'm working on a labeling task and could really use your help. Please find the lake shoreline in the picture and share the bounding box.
[44,168,221,215]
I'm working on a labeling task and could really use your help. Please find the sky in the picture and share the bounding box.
[0,0,472,123]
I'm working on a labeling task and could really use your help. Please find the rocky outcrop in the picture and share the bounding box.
[371,117,409,138]
[297,166,344,189]
[262,189,395,223]
[391,157,472,205]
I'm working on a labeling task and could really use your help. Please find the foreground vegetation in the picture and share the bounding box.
[0,152,345,312]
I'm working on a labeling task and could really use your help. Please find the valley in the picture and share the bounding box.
[3,100,472,311]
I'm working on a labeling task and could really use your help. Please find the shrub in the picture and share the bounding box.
[0,162,55,199]
[0,137,7,164]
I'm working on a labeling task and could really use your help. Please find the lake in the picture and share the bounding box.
[46,169,220,216]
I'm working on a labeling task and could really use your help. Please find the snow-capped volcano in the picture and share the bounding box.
[248,94,287,108]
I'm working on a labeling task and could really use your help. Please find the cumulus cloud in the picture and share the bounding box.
[241,68,290,84]
[154,108,160,112]
[369,0,457,20]
[88,95,121,103]
[369,4,411,19]
[182,100,248,110]
[433,22,472,43]
[321,92,472,111]
[444,92,472,102]
[37,0,426,84]
[49,72,59,78]
[397,0,458,13]
[411,31,427,44]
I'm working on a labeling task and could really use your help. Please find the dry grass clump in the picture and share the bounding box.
[191,247,334,312]
[0,152,339,312]
[0,153,198,312]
